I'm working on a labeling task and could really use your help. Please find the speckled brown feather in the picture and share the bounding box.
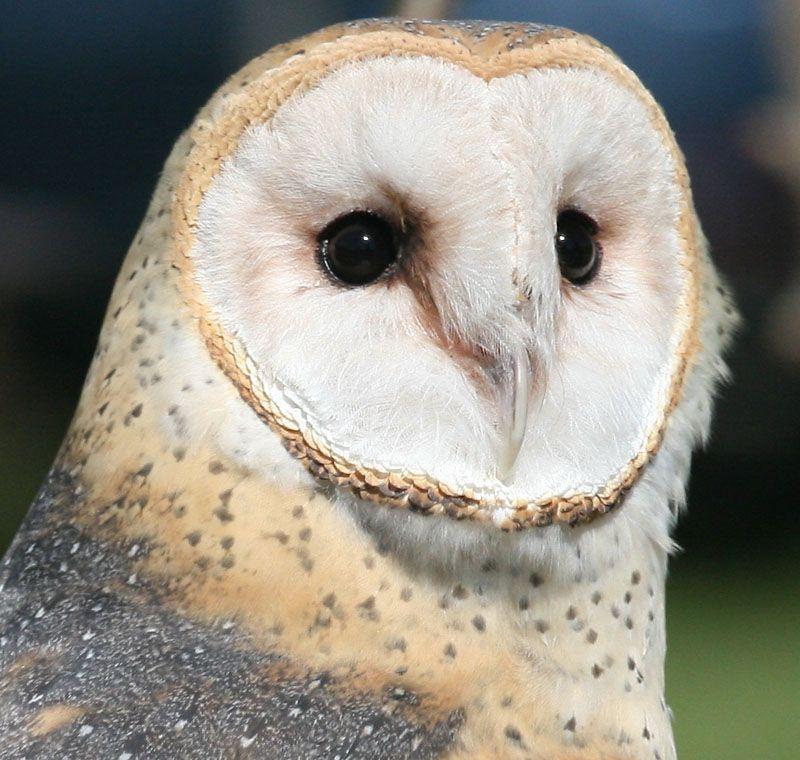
[0,19,683,760]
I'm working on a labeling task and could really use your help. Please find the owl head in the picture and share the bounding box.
[169,19,735,535]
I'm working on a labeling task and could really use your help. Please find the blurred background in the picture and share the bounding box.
[1,1,798,757]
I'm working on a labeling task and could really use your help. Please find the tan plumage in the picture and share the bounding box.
[0,19,735,759]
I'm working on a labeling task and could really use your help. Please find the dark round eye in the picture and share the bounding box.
[318,211,399,285]
[555,209,601,285]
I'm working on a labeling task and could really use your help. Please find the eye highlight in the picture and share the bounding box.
[555,209,602,285]
[318,211,399,285]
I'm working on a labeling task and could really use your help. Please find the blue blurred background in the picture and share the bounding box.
[1,2,798,757]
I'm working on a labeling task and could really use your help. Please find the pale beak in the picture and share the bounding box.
[497,342,531,481]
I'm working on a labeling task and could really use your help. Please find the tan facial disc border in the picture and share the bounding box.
[172,29,701,531]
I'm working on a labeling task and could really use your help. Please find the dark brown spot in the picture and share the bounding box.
[298,528,312,542]
[208,460,225,474]
[386,637,407,652]
[586,629,598,644]
[591,663,604,678]
[185,531,201,547]
[631,571,641,585]
[564,716,577,732]
[472,615,486,632]
[529,573,544,588]
[566,605,577,620]
[220,536,234,550]
[136,463,153,478]
[534,619,549,633]
[357,596,378,622]
[444,643,457,659]
[212,506,234,523]
[452,584,469,599]
[504,725,523,744]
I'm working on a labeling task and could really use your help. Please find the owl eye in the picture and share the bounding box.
[318,211,399,285]
[555,209,601,285]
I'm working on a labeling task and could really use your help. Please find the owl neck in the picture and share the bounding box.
[347,499,674,757]
[55,218,676,758]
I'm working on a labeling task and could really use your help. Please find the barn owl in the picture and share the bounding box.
[0,19,736,760]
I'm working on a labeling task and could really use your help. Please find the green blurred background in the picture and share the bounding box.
[1,1,799,757]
